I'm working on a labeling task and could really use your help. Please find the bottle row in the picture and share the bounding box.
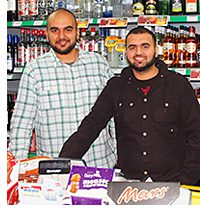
[7,0,200,22]
[7,24,200,73]
[7,28,50,72]
[155,25,200,68]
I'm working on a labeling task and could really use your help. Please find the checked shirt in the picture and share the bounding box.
[9,48,117,168]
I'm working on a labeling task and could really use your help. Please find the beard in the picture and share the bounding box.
[127,54,156,72]
[49,39,77,55]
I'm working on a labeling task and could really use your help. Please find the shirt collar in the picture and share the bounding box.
[50,45,88,68]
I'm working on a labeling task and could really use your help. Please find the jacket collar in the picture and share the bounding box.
[120,58,169,79]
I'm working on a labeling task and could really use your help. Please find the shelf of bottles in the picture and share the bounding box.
[7,15,200,28]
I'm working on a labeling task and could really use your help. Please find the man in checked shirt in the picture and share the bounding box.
[9,8,117,168]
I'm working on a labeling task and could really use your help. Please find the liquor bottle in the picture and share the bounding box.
[7,0,18,21]
[25,29,31,64]
[18,28,26,67]
[18,0,28,21]
[158,0,170,15]
[7,34,13,73]
[93,0,104,18]
[42,30,50,54]
[132,0,144,15]
[47,0,55,15]
[38,0,48,20]
[117,29,128,68]
[37,29,43,57]
[74,0,85,18]
[199,0,200,13]
[122,0,133,17]
[7,94,12,130]
[66,0,75,14]
[163,26,175,67]
[103,0,113,17]
[185,0,198,14]
[89,27,98,53]
[12,35,19,68]
[176,25,186,68]
[170,0,184,15]
[28,0,39,20]
[79,28,87,51]
[84,0,93,18]
[155,26,163,60]
[30,29,37,60]
[55,0,67,9]
[186,26,198,68]
[106,29,119,67]
[112,0,123,17]
[7,94,16,130]
[197,34,200,68]
[98,28,107,59]
[144,0,159,15]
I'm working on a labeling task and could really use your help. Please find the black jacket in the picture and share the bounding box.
[59,59,200,185]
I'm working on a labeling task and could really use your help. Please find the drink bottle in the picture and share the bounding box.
[7,0,18,21]
[102,0,113,17]
[38,0,48,20]
[93,0,103,18]
[7,34,13,73]
[158,0,170,15]
[144,0,159,15]
[185,0,198,14]
[13,35,19,68]
[84,0,93,18]
[176,25,186,68]
[112,0,123,17]
[186,26,198,68]
[18,0,28,21]
[132,0,145,15]
[170,0,184,15]
[28,0,39,20]
[18,28,26,67]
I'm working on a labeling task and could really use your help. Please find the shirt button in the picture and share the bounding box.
[129,102,134,107]
[160,74,164,78]
[143,132,147,137]
[165,102,169,107]
[144,171,148,175]
[143,151,147,156]
[144,98,148,102]
[170,128,174,132]
[119,103,122,107]
[143,114,147,119]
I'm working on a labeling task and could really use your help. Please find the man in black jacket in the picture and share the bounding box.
[59,27,200,185]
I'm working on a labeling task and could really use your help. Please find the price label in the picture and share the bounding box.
[12,21,22,27]
[33,21,44,26]
[175,69,186,75]
[187,16,198,22]
[128,17,138,23]
[7,74,13,80]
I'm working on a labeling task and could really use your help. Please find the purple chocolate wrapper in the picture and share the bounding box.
[71,196,102,205]
[67,165,114,191]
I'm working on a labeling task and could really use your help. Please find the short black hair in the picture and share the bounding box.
[46,8,77,29]
[125,26,156,47]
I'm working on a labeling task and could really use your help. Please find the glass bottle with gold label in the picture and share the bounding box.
[186,26,198,68]
[144,0,159,15]
[132,0,145,15]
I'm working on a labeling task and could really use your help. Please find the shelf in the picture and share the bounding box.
[7,15,200,28]
[7,67,24,80]
[7,20,47,27]
[169,15,200,23]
